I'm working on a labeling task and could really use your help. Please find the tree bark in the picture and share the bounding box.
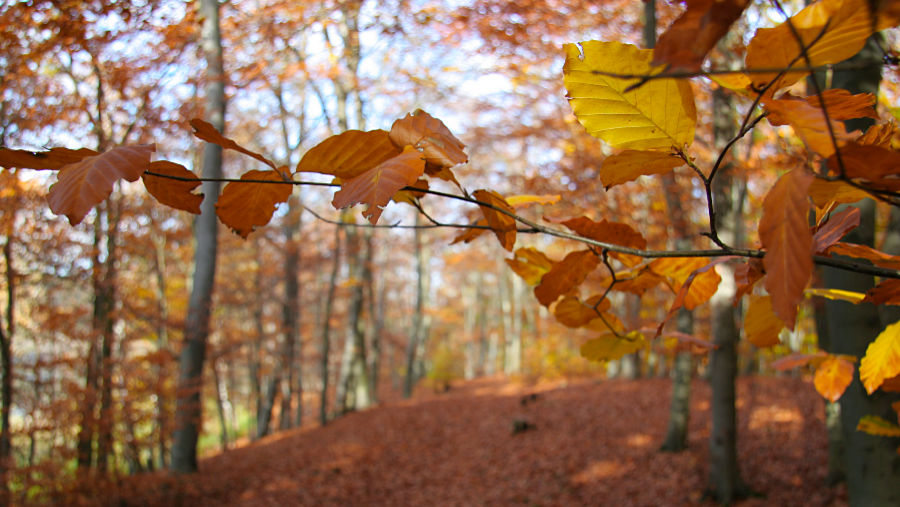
[404,215,427,398]
[319,226,341,425]
[279,195,301,430]
[0,194,16,502]
[171,0,225,473]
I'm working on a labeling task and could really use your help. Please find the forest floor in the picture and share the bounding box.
[115,375,846,506]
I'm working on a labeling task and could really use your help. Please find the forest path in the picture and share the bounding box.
[124,376,846,506]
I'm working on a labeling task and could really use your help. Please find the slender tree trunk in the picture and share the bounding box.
[97,197,120,472]
[366,234,383,403]
[279,196,301,430]
[0,206,15,501]
[404,215,427,398]
[320,226,341,425]
[151,229,170,469]
[171,0,225,473]
[211,358,228,451]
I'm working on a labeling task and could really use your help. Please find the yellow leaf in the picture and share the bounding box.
[332,146,426,224]
[808,179,871,208]
[216,169,293,238]
[745,0,877,90]
[581,331,646,362]
[857,415,900,438]
[649,257,721,310]
[804,287,865,303]
[296,130,401,179]
[506,247,555,286]
[860,319,900,394]
[814,356,855,402]
[473,189,517,251]
[599,150,685,189]
[505,194,561,207]
[744,295,785,348]
[563,40,696,150]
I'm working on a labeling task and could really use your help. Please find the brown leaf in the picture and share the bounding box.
[534,249,599,306]
[760,169,815,329]
[813,206,860,254]
[473,189,517,251]
[611,267,665,295]
[652,0,750,72]
[763,96,853,157]
[392,178,429,206]
[553,295,610,328]
[770,351,827,371]
[827,242,900,270]
[190,119,277,169]
[734,258,765,303]
[805,89,877,122]
[829,142,900,192]
[863,279,900,305]
[560,216,647,250]
[808,179,871,207]
[389,109,467,170]
[450,219,488,245]
[744,295,784,348]
[216,169,293,238]
[296,129,401,179]
[332,146,426,224]
[0,146,97,170]
[47,144,154,225]
[142,160,203,214]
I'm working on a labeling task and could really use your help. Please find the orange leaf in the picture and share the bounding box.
[859,319,900,394]
[805,89,877,122]
[814,357,855,402]
[734,258,764,303]
[770,351,828,371]
[332,146,426,225]
[450,219,488,245]
[505,194,561,208]
[0,146,97,170]
[652,0,749,72]
[142,160,203,214]
[296,130,400,179]
[389,109,467,170]
[827,242,900,270]
[392,178,429,206]
[828,142,900,192]
[611,268,665,295]
[763,96,853,157]
[216,169,292,238]
[857,122,897,148]
[808,179,871,208]
[47,144,154,225]
[654,257,730,337]
[553,295,610,328]
[649,257,722,310]
[534,249,599,306]
[864,279,900,305]
[599,150,685,189]
[744,295,784,348]
[813,206,860,254]
[759,168,814,329]
[561,216,647,250]
[506,247,555,286]
[473,189,517,251]
[190,119,276,169]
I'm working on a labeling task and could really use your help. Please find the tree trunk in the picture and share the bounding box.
[151,228,170,469]
[212,358,228,451]
[366,233,383,403]
[0,200,16,501]
[337,221,372,413]
[404,215,426,398]
[279,195,301,430]
[660,311,693,452]
[97,197,121,472]
[320,226,341,425]
[171,0,225,473]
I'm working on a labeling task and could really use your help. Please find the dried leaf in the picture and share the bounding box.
[760,168,815,329]
[0,146,97,170]
[142,160,203,214]
[598,150,685,189]
[534,249,599,306]
[859,319,900,394]
[553,295,610,328]
[813,206,860,253]
[744,295,785,348]
[216,169,292,238]
[734,258,765,303]
[581,332,646,362]
[392,178,429,206]
[808,179,871,207]
[561,216,647,250]
[864,279,900,305]
[190,119,276,169]
[813,356,855,402]
[332,146,426,225]
[611,268,665,295]
[296,130,401,179]
[506,247,555,286]
[389,109,467,170]
[827,242,900,270]
[47,144,154,225]
[450,219,488,245]
[652,0,750,72]
[857,415,900,437]
[763,96,853,157]
[770,351,828,371]
[473,189,517,251]
[805,89,877,122]
[829,142,900,193]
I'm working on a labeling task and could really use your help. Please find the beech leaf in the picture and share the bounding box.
[859,319,900,394]
[744,295,784,348]
[864,279,900,306]
[296,130,401,179]
[450,219,488,246]
[814,356,855,402]
[652,0,750,72]
[805,287,865,303]
[563,40,696,150]
[505,194,562,208]
[581,332,646,362]
[813,206,860,254]
[534,249,599,307]
[47,144,154,225]
[332,146,426,225]
[649,257,722,310]
[763,96,853,157]
[0,146,98,170]
[561,216,647,250]
[808,180,871,208]
[142,160,203,214]
[827,242,900,271]
[506,248,555,286]
[216,169,293,238]
[599,150,685,189]
[473,189,517,251]
[760,168,815,329]
[857,415,900,438]
[190,119,276,169]
[388,109,467,170]
[553,295,610,328]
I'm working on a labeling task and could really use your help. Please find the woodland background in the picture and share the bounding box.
[1,0,900,505]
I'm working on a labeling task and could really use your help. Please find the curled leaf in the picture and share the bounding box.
[332,146,426,225]
[389,110,467,170]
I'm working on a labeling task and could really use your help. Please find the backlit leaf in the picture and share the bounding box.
[813,206,860,253]
[827,242,900,270]
[190,118,276,169]
[142,160,203,214]
[859,319,900,394]
[296,130,401,179]
[389,109,467,170]
[473,189,517,251]
[760,168,815,329]
[654,257,730,337]
[505,194,561,207]
[805,89,877,122]
[814,356,855,402]
[392,178,429,206]
[805,287,865,303]
[650,257,722,310]
[563,40,696,150]
[828,142,900,193]
[857,415,900,437]
[553,295,610,328]
[534,249,599,306]
[652,0,750,72]
[746,0,877,90]
[561,216,647,250]
[808,179,871,207]
[581,331,646,362]
[763,96,853,157]
[332,146,426,225]
[506,247,555,286]
[734,259,765,302]
[744,295,785,348]
[0,146,97,170]
[216,169,292,238]
[47,144,154,225]
[599,150,685,189]
[611,268,665,295]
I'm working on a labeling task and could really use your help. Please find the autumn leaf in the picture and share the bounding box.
[505,194,561,208]
[450,219,489,246]
[734,259,765,302]
[649,257,722,310]
[216,169,293,238]
[813,206,860,253]
[553,295,610,328]
[534,249,599,306]
[563,40,696,150]
[296,130,401,179]
[857,415,900,437]
[332,146,426,225]
[828,142,900,193]
[610,268,665,295]
[190,118,276,169]
[744,295,785,348]
[857,122,898,147]
[808,179,870,208]
[581,331,646,362]
[142,160,203,214]
[864,279,900,305]
[813,356,855,402]
[759,168,815,329]
[859,319,900,394]
[47,144,154,225]
[805,89,877,122]
[392,178,429,206]
[388,109,467,170]
[599,150,685,189]
[652,0,750,72]
[0,146,98,170]
[506,247,555,286]
[827,242,900,270]
[763,96,853,157]
[805,287,865,303]
[473,189,517,251]
[746,0,878,90]
[770,351,828,371]
[561,216,647,250]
